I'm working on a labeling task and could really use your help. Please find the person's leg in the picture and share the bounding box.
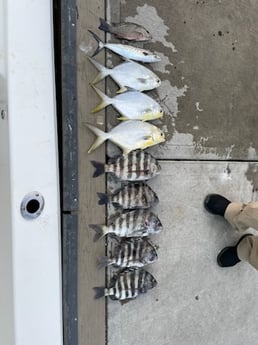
[217,234,253,267]
[237,235,258,270]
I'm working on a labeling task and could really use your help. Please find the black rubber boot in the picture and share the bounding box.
[204,194,231,216]
[217,234,253,267]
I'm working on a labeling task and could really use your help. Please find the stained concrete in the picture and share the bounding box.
[120,0,258,160]
[108,162,258,345]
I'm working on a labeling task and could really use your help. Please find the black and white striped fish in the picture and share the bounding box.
[94,268,157,301]
[98,238,158,268]
[97,183,158,210]
[91,151,161,182]
[89,209,163,241]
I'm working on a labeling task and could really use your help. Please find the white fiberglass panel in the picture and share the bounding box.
[0,0,63,344]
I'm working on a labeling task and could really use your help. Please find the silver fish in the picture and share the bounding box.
[91,85,163,121]
[98,18,152,42]
[88,57,161,93]
[86,121,165,155]
[90,151,161,182]
[89,30,161,63]
[94,268,157,301]
[98,238,158,269]
[89,209,163,241]
[97,183,159,210]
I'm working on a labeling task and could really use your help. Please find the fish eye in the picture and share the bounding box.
[156,79,161,83]
[160,109,162,113]
[146,30,150,34]
[143,51,149,56]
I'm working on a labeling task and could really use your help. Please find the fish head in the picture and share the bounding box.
[151,127,166,145]
[149,160,162,177]
[144,246,158,264]
[145,213,163,234]
[144,271,158,290]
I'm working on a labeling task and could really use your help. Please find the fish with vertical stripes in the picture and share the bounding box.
[91,151,161,181]
[97,183,159,210]
[89,209,163,241]
[98,238,158,268]
[93,268,157,301]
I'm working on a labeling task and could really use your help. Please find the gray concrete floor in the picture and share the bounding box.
[77,1,258,345]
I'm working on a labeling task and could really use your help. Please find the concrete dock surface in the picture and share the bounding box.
[77,1,258,344]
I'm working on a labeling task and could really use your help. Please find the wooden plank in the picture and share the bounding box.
[77,1,106,345]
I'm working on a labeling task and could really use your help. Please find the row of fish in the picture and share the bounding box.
[85,20,166,302]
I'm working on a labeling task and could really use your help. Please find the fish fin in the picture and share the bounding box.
[143,135,152,140]
[116,86,128,94]
[90,160,105,177]
[87,57,110,84]
[89,224,106,241]
[88,30,105,57]
[91,85,112,112]
[85,123,109,153]
[93,287,105,299]
[97,192,109,205]
[120,298,134,305]
[112,201,122,208]
[98,17,112,33]
[97,256,110,269]
[117,116,129,121]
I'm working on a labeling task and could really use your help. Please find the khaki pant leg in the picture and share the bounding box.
[224,202,258,232]
[237,235,258,270]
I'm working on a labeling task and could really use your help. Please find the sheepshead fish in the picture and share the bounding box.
[88,57,161,93]
[89,30,160,63]
[94,268,157,301]
[97,183,159,210]
[98,238,158,269]
[98,17,152,42]
[91,151,161,182]
[91,85,163,121]
[89,209,163,241]
[86,121,165,155]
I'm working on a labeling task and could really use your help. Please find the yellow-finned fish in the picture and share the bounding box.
[98,18,152,42]
[91,85,163,121]
[86,120,165,155]
[89,30,161,63]
[87,57,161,93]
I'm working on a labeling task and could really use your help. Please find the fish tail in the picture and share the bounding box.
[87,57,110,84]
[89,224,107,241]
[88,30,105,57]
[98,17,112,34]
[93,287,105,299]
[90,160,105,177]
[91,85,112,112]
[85,123,109,153]
[97,256,110,269]
[97,192,109,205]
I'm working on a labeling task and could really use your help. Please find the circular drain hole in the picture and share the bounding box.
[21,192,45,219]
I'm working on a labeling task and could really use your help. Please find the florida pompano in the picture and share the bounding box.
[86,120,165,155]
[98,18,152,42]
[90,151,161,182]
[91,85,163,121]
[87,57,161,93]
[89,30,160,63]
